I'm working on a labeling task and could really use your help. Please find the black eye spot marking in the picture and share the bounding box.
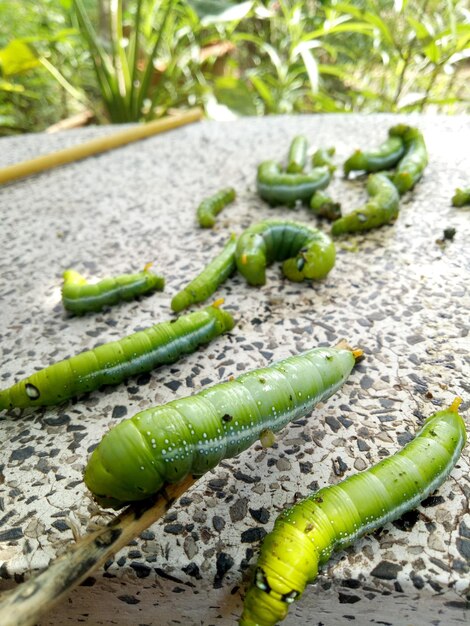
[281,590,299,604]
[222,414,233,422]
[255,567,271,593]
[25,383,40,400]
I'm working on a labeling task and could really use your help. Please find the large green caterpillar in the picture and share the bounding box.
[171,234,237,312]
[235,219,336,285]
[196,187,236,228]
[0,303,234,410]
[84,344,360,509]
[61,264,165,315]
[390,124,428,194]
[331,173,399,235]
[256,161,332,207]
[240,399,466,626]
[344,132,405,177]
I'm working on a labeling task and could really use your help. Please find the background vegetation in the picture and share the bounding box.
[0,0,469,134]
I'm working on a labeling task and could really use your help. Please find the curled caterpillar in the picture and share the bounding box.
[256,161,332,207]
[197,187,236,228]
[311,147,336,173]
[84,344,360,508]
[61,264,165,315]
[0,303,234,411]
[309,190,341,221]
[343,132,405,177]
[240,398,466,626]
[452,187,470,207]
[286,136,308,174]
[331,173,399,235]
[389,124,428,194]
[171,234,237,312]
[235,219,336,286]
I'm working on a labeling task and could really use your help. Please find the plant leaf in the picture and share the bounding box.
[188,0,253,23]
[0,40,40,76]
[214,76,258,115]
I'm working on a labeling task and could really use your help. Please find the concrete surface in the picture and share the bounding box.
[0,114,469,625]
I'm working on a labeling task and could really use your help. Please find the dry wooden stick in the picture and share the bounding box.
[0,476,197,626]
[0,107,203,186]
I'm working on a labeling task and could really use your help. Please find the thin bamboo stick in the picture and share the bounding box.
[0,476,197,626]
[0,107,203,186]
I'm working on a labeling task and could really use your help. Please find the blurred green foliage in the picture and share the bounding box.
[0,0,469,133]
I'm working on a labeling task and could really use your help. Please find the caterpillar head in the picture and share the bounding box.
[0,379,43,410]
[240,521,317,625]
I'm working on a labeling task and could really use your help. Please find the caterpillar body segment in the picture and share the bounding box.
[62,267,165,315]
[0,304,234,410]
[235,220,335,286]
[311,147,336,172]
[309,191,341,221]
[171,235,237,313]
[197,187,236,228]
[331,173,399,235]
[390,125,428,194]
[240,401,466,626]
[286,136,308,174]
[256,161,332,207]
[343,134,405,177]
[84,345,358,508]
[451,187,470,207]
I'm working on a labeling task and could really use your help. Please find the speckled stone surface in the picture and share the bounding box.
[0,115,468,626]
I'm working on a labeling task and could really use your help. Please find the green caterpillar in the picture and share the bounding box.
[61,264,165,315]
[309,190,341,221]
[171,234,237,313]
[197,187,236,228]
[331,173,399,235]
[343,132,405,177]
[256,161,332,207]
[84,344,360,508]
[240,399,466,626]
[286,136,308,174]
[235,220,336,286]
[452,187,470,207]
[311,147,336,172]
[390,124,428,194]
[0,303,234,410]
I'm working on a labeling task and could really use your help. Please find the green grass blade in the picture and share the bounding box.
[135,0,175,119]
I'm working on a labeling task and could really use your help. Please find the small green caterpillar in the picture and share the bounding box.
[390,124,428,194]
[84,344,360,508]
[309,190,341,221]
[240,398,466,626]
[235,219,336,286]
[343,132,405,177]
[311,147,336,172]
[0,303,234,410]
[171,234,237,313]
[197,187,236,228]
[451,187,470,207]
[256,161,332,207]
[331,173,399,235]
[286,136,308,173]
[61,264,165,315]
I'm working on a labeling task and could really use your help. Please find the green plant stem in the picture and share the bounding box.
[39,56,90,106]
[419,62,442,111]
[129,0,144,113]
[109,0,131,104]
[135,0,175,119]
[393,0,432,106]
